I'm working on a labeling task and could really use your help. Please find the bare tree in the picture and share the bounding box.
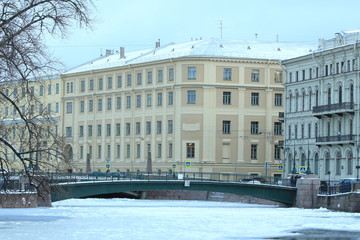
[0,0,93,193]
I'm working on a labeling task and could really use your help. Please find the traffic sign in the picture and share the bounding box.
[299,166,307,174]
[277,165,284,171]
[172,164,177,169]
[185,161,191,168]
[105,163,111,169]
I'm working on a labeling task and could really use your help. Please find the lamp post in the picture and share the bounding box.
[306,138,312,174]
[284,147,290,177]
[292,138,297,174]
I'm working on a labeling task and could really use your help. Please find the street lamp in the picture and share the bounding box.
[292,138,297,174]
[305,138,312,174]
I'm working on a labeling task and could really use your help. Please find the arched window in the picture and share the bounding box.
[314,153,319,175]
[350,119,353,135]
[327,121,331,137]
[327,87,331,105]
[289,93,292,112]
[325,152,330,174]
[315,89,319,106]
[308,89,312,111]
[350,84,354,104]
[302,90,305,111]
[338,85,342,103]
[336,152,341,175]
[295,91,299,112]
[347,151,353,175]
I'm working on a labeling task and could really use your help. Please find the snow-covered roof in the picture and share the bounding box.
[65,38,317,74]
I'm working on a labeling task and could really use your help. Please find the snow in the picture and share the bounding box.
[65,38,317,74]
[0,198,359,240]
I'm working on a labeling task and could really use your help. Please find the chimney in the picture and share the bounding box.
[120,47,125,58]
[155,39,160,48]
[105,49,112,56]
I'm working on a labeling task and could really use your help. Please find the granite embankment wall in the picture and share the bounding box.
[318,193,360,212]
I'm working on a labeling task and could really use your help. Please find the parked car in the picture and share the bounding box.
[338,178,359,193]
[239,177,269,184]
[107,172,125,179]
[86,171,107,177]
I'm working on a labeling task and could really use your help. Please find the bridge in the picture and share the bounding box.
[49,172,297,205]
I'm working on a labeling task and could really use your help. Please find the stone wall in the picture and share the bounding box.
[318,193,360,212]
[0,193,38,208]
[143,190,287,206]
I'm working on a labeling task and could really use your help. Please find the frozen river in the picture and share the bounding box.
[0,198,360,240]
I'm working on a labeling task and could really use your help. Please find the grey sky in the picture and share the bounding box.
[46,0,360,69]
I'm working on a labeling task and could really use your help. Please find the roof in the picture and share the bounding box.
[65,38,318,74]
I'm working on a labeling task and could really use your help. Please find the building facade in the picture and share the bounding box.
[282,31,360,181]
[62,38,313,176]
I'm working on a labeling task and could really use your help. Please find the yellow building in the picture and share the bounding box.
[61,38,314,176]
[0,75,64,171]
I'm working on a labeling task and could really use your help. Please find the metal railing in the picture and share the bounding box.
[318,181,360,195]
[316,134,355,143]
[312,102,353,114]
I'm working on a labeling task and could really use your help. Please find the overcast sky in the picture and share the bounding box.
[46,0,360,69]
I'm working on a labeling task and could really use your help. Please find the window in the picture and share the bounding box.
[126,123,131,135]
[127,74,132,86]
[136,95,141,108]
[222,120,231,134]
[126,144,130,158]
[168,92,173,105]
[147,71,152,84]
[187,90,196,104]
[275,94,282,106]
[79,126,84,137]
[116,97,121,109]
[135,122,140,135]
[107,77,113,89]
[88,146,92,159]
[147,94,152,106]
[80,146,84,159]
[39,85,44,96]
[146,121,151,135]
[186,143,195,158]
[106,124,111,136]
[55,102,59,113]
[30,86,34,96]
[251,144,257,159]
[97,124,102,136]
[274,122,282,135]
[157,143,161,158]
[274,71,283,83]
[251,121,259,135]
[89,100,93,112]
[223,68,232,80]
[136,73,142,85]
[251,70,259,82]
[98,99,103,111]
[126,96,131,108]
[80,80,85,92]
[55,83,59,94]
[169,68,174,81]
[97,145,101,159]
[157,121,162,134]
[66,102,73,114]
[116,144,121,158]
[251,92,259,105]
[117,76,122,88]
[188,67,196,79]
[223,92,231,105]
[136,144,141,158]
[168,143,173,158]
[98,78,103,90]
[107,98,112,110]
[21,87,26,97]
[158,70,163,82]
[168,120,173,134]
[66,127,72,138]
[116,123,121,136]
[89,79,94,91]
[88,125,93,137]
[157,93,163,106]
[80,100,85,113]
[107,145,111,159]
[274,145,281,159]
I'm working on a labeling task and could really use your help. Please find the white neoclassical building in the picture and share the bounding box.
[282,31,360,181]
